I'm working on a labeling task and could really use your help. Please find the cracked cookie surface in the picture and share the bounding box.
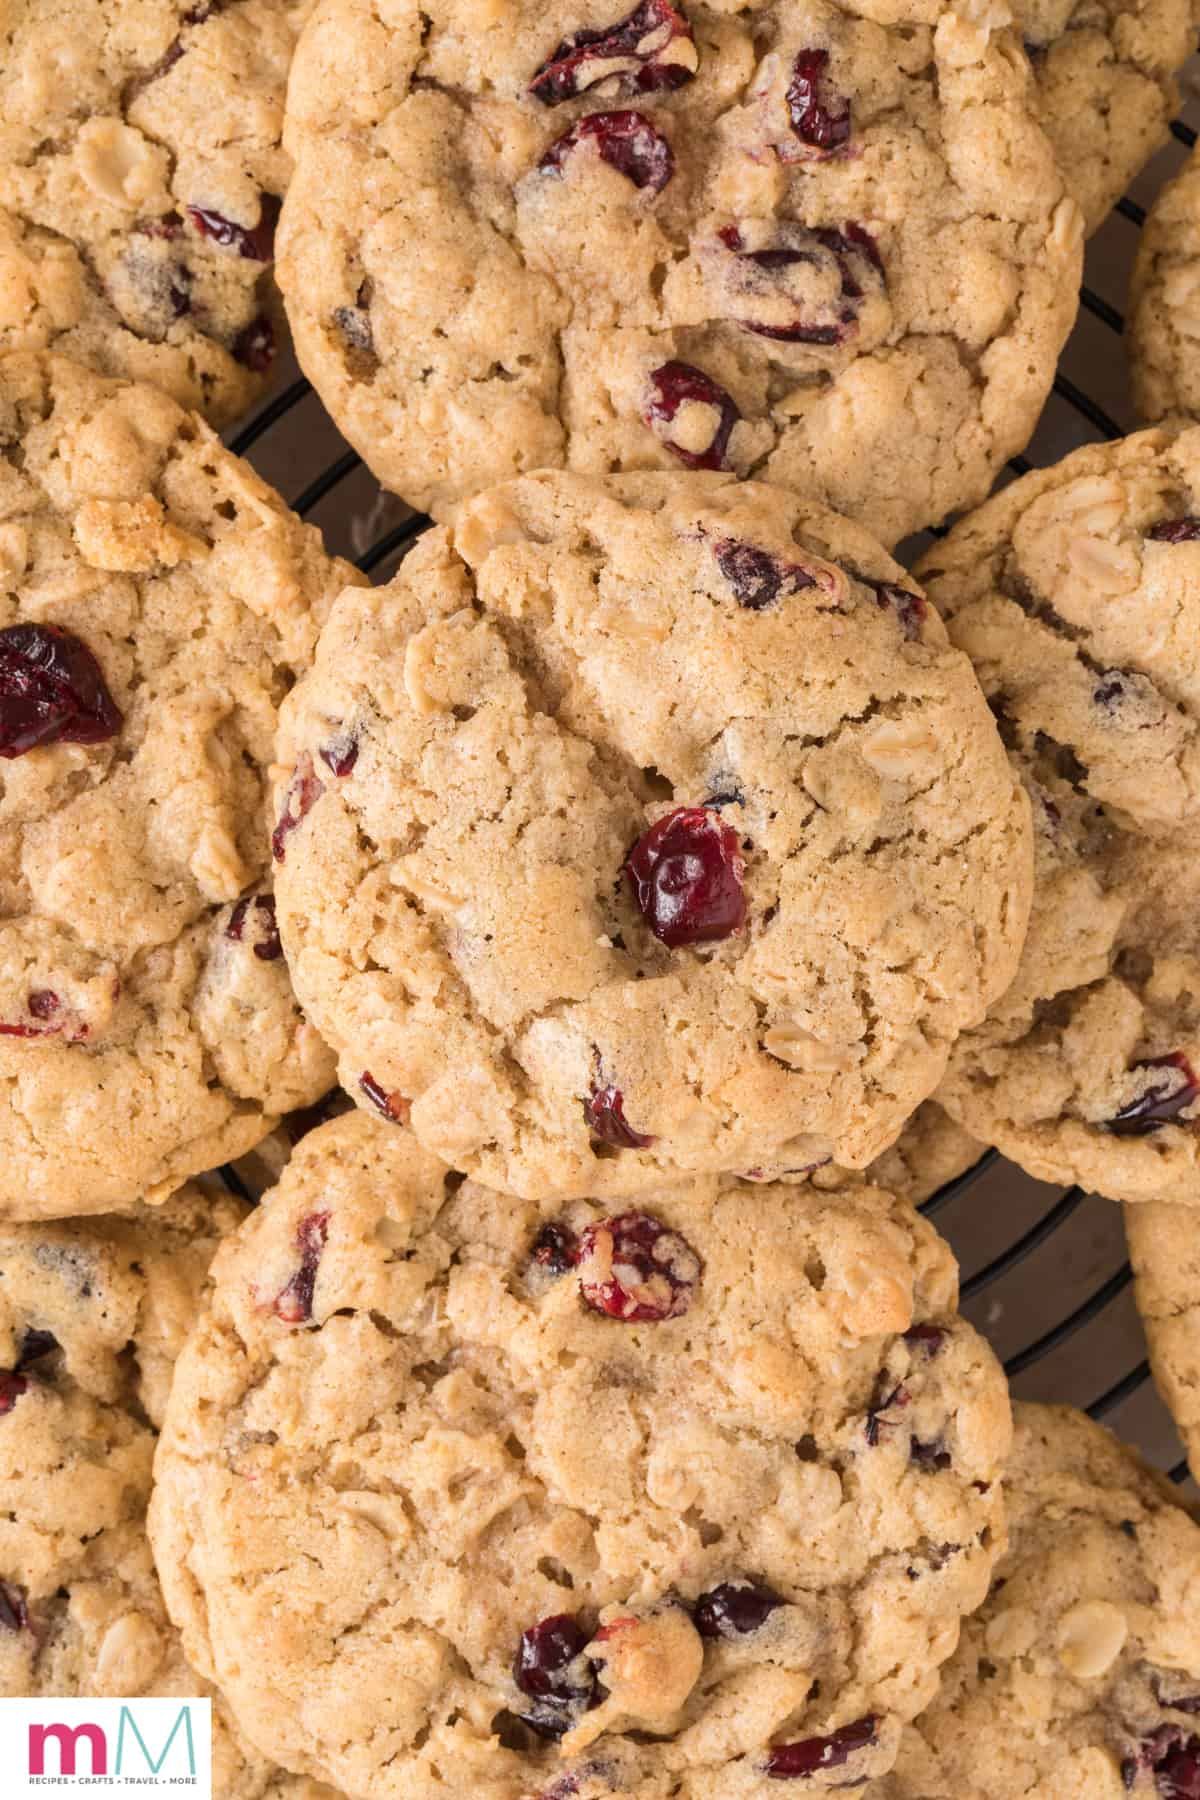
[1129,144,1200,425]
[271,470,1031,1197]
[0,1184,341,1800]
[865,1404,1200,1799]
[277,0,1081,542]
[0,0,312,426]
[1016,0,1194,236]
[0,351,348,1221]
[1126,1201,1200,1484]
[918,425,1200,1206]
[149,1110,1011,1800]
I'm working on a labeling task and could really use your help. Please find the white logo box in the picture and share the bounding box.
[0,1697,212,1794]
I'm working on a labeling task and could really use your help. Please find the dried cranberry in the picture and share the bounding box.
[359,1072,411,1125]
[27,991,59,1021]
[714,539,816,611]
[233,315,276,372]
[272,1211,330,1324]
[1125,1728,1200,1798]
[271,756,325,862]
[226,894,282,961]
[719,221,882,345]
[0,1583,28,1633]
[187,194,281,261]
[1108,1054,1200,1137]
[578,1212,701,1322]
[583,1079,654,1149]
[765,1715,878,1778]
[903,1323,945,1353]
[644,362,741,471]
[0,1372,28,1414]
[0,624,122,757]
[694,1581,784,1639]
[875,582,926,640]
[319,731,359,777]
[785,48,851,156]
[512,1614,600,1738]
[532,1222,580,1276]
[1148,517,1200,543]
[539,109,674,193]
[529,0,696,105]
[864,1380,909,1447]
[626,806,746,947]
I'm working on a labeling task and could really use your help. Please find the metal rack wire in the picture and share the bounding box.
[221,107,1200,1493]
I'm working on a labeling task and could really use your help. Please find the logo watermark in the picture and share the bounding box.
[0,1698,212,1794]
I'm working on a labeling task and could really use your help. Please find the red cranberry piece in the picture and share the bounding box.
[359,1071,411,1125]
[903,1323,945,1353]
[874,582,926,640]
[626,806,746,947]
[27,990,59,1022]
[272,1211,330,1324]
[0,623,122,757]
[694,1581,784,1639]
[0,1582,29,1633]
[578,1212,701,1322]
[539,109,674,193]
[233,315,276,373]
[785,48,851,156]
[719,221,882,345]
[529,0,696,105]
[714,539,816,611]
[864,1380,909,1447]
[1148,517,1200,543]
[644,361,741,471]
[1157,1745,1200,1799]
[583,1079,654,1149]
[1108,1053,1200,1137]
[765,1715,878,1778]
[319,731,359,777]
[532,1222,580,1275]
[187,194,281,261]
[1125,1729,1200,1797]
[272,755,325,862]
[512,1614,600,1738]
[0,1372,28,1414]
[226,894,282,961]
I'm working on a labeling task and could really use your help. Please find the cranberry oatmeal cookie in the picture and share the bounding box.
[0,0,312,426]
[1016,0,1194,236]
[149,1110,1011,1800]
[276,0,1082,540]
[0,1186,341,1798]
[918,425,1200,1206]
[865,1405,1200,1799]
[1125,1201,1200,1484]
[0,352,349,1221]
[271,470,1031,1199]
[1129,144,1200,426]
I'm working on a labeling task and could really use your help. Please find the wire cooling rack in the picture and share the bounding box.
[223,96,1200,1495]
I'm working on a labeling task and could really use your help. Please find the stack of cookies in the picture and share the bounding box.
[0,0,1199,1795]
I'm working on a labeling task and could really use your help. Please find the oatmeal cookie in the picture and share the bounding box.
[271,470,1031,1198]
[277,0,1081,540]
[150,1111,1011,1800]
[0,351,349,1219]
[0,0,312,425]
